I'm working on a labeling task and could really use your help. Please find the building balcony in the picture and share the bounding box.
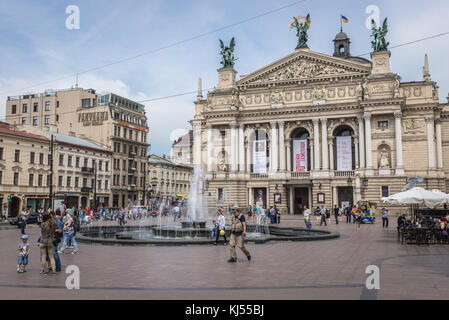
[290,172,311,179]
[333,170,355,177]
[249,173,268,179]
[81,167,94,174]
[80,187,92,193]
[206,168,404,181]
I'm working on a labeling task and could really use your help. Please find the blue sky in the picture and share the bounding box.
[0,0,448,155]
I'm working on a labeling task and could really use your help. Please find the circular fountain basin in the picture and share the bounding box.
[77,224,340,246]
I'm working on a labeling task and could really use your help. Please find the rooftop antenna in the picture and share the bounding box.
[75,73,79,88]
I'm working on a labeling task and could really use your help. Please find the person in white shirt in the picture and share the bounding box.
[215,208,227,245]
[303,206,310,226]
[260,206,266,224]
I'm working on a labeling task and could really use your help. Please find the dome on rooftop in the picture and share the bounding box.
[334,31,349,41]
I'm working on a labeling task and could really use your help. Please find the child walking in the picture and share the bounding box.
[17,235,31,273]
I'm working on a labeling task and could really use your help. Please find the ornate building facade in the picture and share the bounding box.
[5,89,150,208]
[192,31,448,214]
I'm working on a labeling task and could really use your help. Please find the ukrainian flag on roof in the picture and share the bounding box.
[341,15,349,23]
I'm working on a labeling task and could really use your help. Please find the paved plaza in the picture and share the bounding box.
[1,216,449,300]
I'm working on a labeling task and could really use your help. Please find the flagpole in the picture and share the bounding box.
[340,15,342,32]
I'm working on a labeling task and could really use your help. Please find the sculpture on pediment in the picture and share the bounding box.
[362,78,370,100]
[290,14,311,49]
[270,91,283,105]
[263,60,346,83]
[356,83,363,100]
[219,37,236,68]
[403,119,424,133]
[394,76,401,98]
[433,85,439,100]
[370,18,389,52]
[312,87,326,100]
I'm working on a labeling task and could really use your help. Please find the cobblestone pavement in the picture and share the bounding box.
[1,215,449,300]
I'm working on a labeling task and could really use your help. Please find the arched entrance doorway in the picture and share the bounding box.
[10,196,21,217]
[80,197,87,209]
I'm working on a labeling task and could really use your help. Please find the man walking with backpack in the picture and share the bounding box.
[228,207,251,263]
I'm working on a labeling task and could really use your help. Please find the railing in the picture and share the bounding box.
[81,167,94,173]
[334,170,355,177]
[290,172,311,178]
[80,187,92,193]
[250,173,268,179]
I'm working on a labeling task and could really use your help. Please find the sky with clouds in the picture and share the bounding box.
[0,0,448,155]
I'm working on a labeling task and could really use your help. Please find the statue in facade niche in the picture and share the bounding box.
[379,148,390,168]
[219,37,236,68]
[217,153,228,172]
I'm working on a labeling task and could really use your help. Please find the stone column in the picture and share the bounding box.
[270,121,278,172]
[329,140,334,171]
[426,116,436,169]
[230,123,237,172]
[354,137,359,169]
[394,112,404,169]
[332,186,338,207]
[357,115,365,169]
[248,187,253,206]
[206,125,213,172]
[286,141,292,172]
[309,138,314,172]
[193,121,202,166]
[436,118,443,169]
[308,186,312,209]
[364,114,373,168]
[313,119,320,170]
[239,124,245,172]
[321,119,329,170]
[289,186,294,214]
[246,141,251,173]
[279,122,286,171]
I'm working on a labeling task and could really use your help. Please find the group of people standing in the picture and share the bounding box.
[301,204,380,231]
[247,205,281,225]
[16,206,80,274]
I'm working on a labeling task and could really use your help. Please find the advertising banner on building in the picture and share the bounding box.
[293,139,308,172]
[253,140,267,173]
[337,136,352,171]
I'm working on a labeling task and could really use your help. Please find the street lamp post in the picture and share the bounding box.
[93,161,97,212]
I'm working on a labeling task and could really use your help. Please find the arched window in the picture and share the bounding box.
[290,128,311,172]
[248,129,269,173]
[333,125,355,170]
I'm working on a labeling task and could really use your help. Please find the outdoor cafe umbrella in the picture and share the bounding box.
[381,187,449,209]
[430,189,449,201]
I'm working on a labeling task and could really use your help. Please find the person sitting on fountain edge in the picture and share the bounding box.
[228,207,251,263]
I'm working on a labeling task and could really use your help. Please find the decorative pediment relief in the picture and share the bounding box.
[11,166,22,172]
[238,51,370,87]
